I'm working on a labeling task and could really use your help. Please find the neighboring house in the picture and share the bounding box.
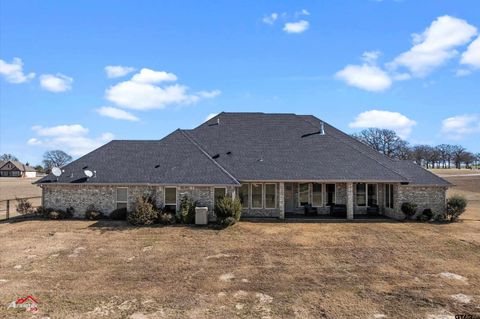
[35,112,450,220]
[0,160,37,178]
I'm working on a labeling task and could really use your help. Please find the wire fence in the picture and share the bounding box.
[0,196,42,220]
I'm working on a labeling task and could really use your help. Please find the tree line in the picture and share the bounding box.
[0,150,73,173]
[352,128,480,169]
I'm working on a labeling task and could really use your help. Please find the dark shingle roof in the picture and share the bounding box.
[36,112,450,186]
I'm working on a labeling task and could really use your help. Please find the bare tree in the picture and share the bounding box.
[43,150,73,171]
[451,145,467,169]
[352,128,408,159]
[411,145,429,167]
[0,153,19,161]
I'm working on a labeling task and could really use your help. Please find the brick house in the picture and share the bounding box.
[35,112,450,220]
[0,160,36,178]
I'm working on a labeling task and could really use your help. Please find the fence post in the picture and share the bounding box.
[6,200,9,220]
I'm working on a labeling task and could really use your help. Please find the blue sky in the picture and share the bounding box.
[1,0,479,165]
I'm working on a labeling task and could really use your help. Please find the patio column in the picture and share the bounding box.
[278,182,285,219]
[347,182,354,220]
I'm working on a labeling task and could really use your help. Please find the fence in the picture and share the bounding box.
[0,196,42,220]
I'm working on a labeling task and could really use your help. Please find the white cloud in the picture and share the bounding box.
[362,51,381,64]
[295,9,310,17]
[349,110,417,138]
[460,36,480,68]
[131,68,177,83]
[0,57,35,83]
[96,106,139,121]
[28,124,114,156]
[105,68,220,110]
[105,65,135,78]
[283,20,309,34]
[455,69,472,77]
[205,113,219,121]
[335,64,392,92]
[39,73,73,92]
[389,15,478,77]
[441,114,480,140]
[263,13,278,25]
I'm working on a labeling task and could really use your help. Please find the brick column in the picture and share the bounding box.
[278,182,285,219]
[347,182,354,220]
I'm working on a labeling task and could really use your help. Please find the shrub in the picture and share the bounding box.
[16,197,34,215]
[445,195,467,222]
[401,202,417,219]
[84,205,104,220]
[158,210,176,225]
[127,196,158,226]
[422,208,433,220]
[178,195,197,224]
[65,206,75,218]
[215,197,242,227]
[109,207,127,220]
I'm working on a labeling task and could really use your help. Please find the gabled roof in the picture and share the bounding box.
[36,112,450,186]
[0,160,36,172]
[35,130,239,185]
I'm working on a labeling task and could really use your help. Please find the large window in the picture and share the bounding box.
[116,187,128,209]
[385,184,394,209]
[356,183,366,206]
[298,183,309,206]
[251,183,263,208]
[312,183,322,207]
[265,184,276,208]
[214,187,226,206]
[239,184,249,207]
[356,183,378,207]
[164,187,177,212]
[325,184,336,206]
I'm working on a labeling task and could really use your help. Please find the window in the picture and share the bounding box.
[298,183,309,206]
[164,187,177,212]
[312,183,322,207]
[325,184,336,206]
[239,184,249,208]
[265,184,276,208]
[356,183,366,206]
[116,187,128,209]
[385,184,394,209]
[214,187,226,206]
[251,184,263,208]
[368,184,378,206]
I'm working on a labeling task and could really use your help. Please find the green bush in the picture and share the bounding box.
[109,207,127,220]
[401,202,417,219]
[214,197,242,227]
[84,205,104,220]
[127,196,158,226]
[158,210,176,225]
[445,195,467,222]
[418,208,433,221]
[177,195,197,224]
[15,197,34,215]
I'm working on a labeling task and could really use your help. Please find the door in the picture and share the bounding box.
[284,183,294,212]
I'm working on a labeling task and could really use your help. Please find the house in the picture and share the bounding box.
[0,160,37,178]
[35,112,450,220]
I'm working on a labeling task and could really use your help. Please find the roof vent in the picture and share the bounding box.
[320,122,325,135]
[226,151,232,155]
[212,154,220,159]
[154,165,160,168]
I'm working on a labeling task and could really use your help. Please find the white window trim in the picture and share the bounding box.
[264,183,277,209]
[298,183,310,207]
[251,183,264,209]
[164,186,177,205]
[312,183,323,207]
[385,184,394,209]
[356,183,378,207]
[324,183,336,207]
[116,187,128,209]
[239,184,250,209]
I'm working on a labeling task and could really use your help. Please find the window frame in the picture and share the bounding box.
[298,183,310,207]
[356,183,378,207]
[367,183,378,206]
[116,187,128,210]
[312,183,323,207]
[164,187,177,205]
[251,183,264,209]
[385,184,394,209]
[238,184,249,209]
[325,183,336,206]
[264,183,277,209]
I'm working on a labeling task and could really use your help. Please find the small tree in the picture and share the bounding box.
[445,195,467,222]
[401,202,417,220]
[215,197,242,227]
[127,196,158,225]
[34,165,45,173]
[16,198,34,215]
[177,195,197,224]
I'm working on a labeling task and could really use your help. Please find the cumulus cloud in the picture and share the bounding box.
[441,114,480,140]
[263,13,278,25]
[349,110,417,138]
[0,57,35,83]
[96,106,139,121]
[283,20,309,34]
[460,36,480,68]
[105,68,220,110]
[389,15,478,77]
[105,65,135,78]
[335,64,392,92]
[28,124,114,156]
[40,73,73,92]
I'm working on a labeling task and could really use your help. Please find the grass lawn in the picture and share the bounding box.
[0,174,479,318]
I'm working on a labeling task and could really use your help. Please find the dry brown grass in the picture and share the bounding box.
[0,177,41,219]
[0,174,479,318]
[430,168,480,176]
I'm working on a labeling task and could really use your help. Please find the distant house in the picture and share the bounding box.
[35,112,450,220]
[0,160,37,178]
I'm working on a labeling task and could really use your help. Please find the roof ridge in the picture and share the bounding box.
[179,130,240,185]
[298,115,409,182]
